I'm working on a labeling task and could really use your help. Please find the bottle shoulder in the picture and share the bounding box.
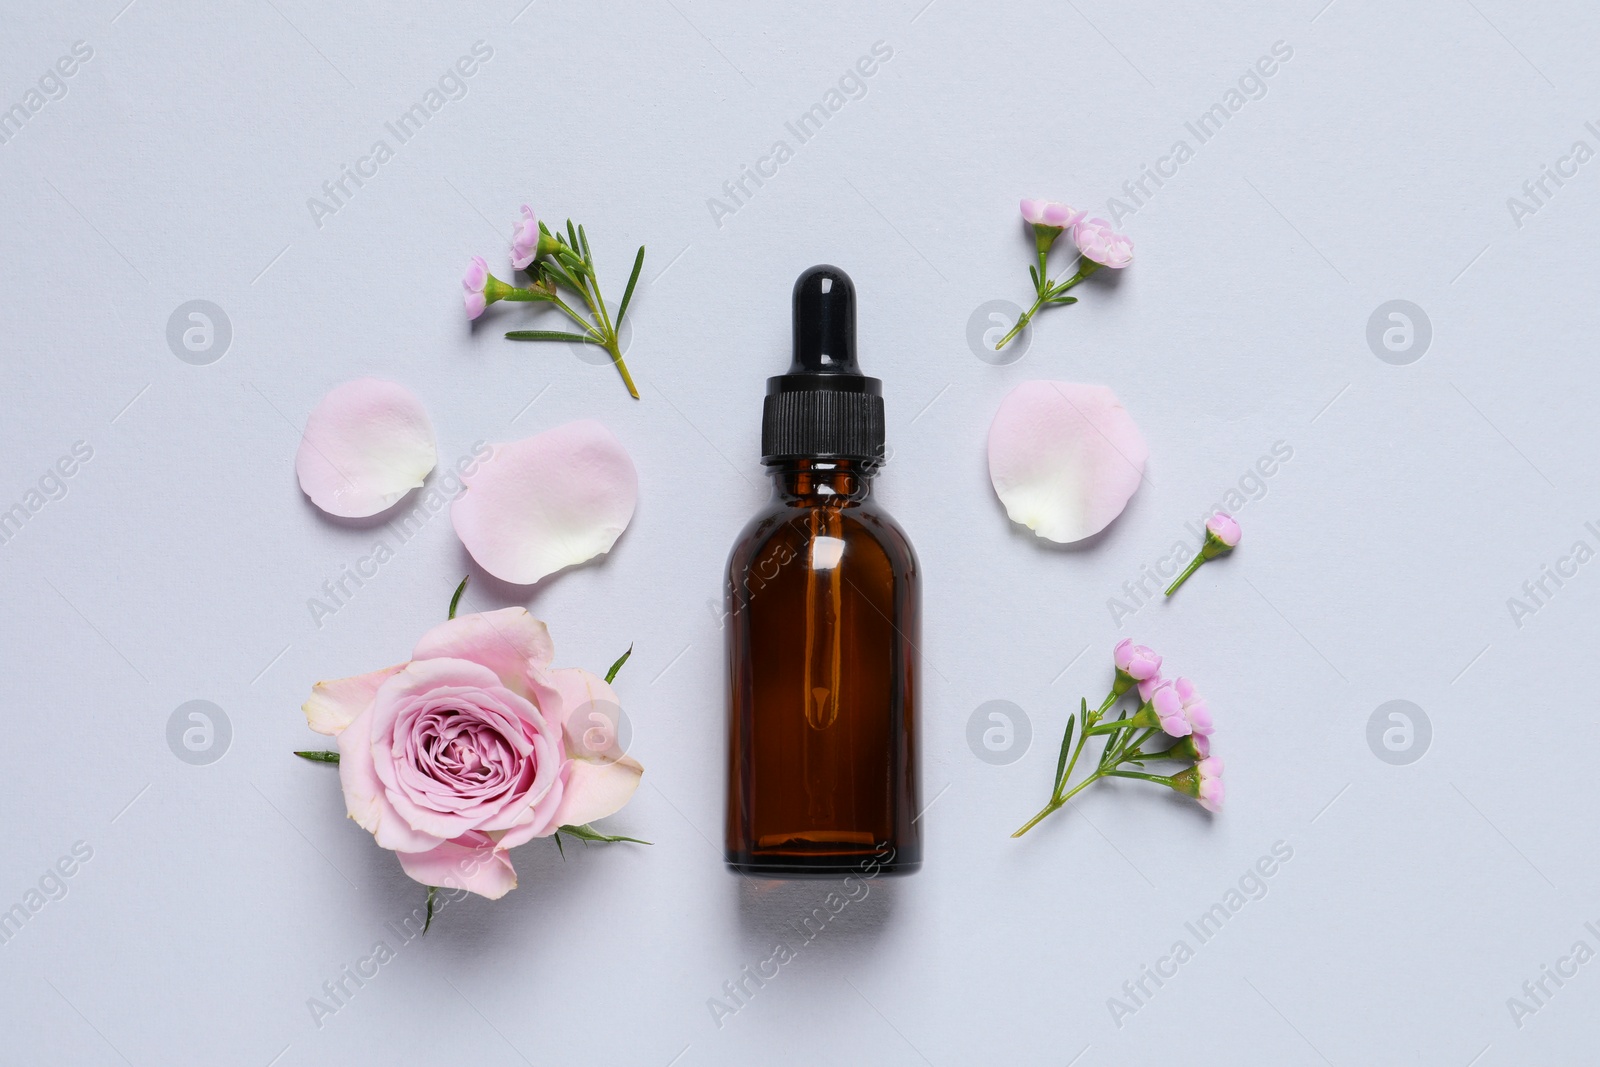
[727,496,918,577]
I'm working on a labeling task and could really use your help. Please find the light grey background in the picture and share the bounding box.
[1,0,1593,1063]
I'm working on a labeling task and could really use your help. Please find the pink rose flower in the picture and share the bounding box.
[302,607,643,899]
[1207,512,1241,549]
[1072,217,1134,268]
[463,255,490,320]
[510,204,541,270]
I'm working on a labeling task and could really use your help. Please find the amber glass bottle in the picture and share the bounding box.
[724,265,921,877]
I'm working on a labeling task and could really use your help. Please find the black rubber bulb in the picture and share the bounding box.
[790,265,858,376]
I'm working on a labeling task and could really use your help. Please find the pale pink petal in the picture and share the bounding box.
[395,832,518,900]
[365,658,548,841]
[510,205,540,270]
[987,381,1148,544]
[411,607,555,699]
[336,705,443,854]
[543,667,644,826]
[543,666,618,737]
[553,755,644,828]
[1207,512,1241,547]
[302,663,406,735]
[452,420,638,585]
[296,378,437,518]
[487,773,567,848]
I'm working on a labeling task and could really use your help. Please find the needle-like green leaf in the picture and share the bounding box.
[1053,707,1078,794]
[604,644,633,684]
[448,576,469,619]
[422,886,438,934]
[505,330,601,343]
[614,246,646,329]
[558,823,651,845]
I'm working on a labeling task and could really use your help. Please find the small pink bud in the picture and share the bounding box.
[1072,217,1134,268]
[1195,756,1225,812]
[1166,513,1240,596]
[1169,755,1225,811]
[1150,682,1189,737]
[1207,512,1241,549]
[1020,198,1086,229]
[1113,638,1161,682]
[1173,677,1214,737]
[510,204,541,270]
[463,255,490,320]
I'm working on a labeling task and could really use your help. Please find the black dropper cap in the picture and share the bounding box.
[761,265,886,466]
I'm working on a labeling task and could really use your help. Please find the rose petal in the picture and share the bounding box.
[411,607,555,700]
[987,381,1148,543]
[545,667,644,827]
[395,832,518,900]
[554,755,644,829]
[367,658,555,841]
[296,378,437,518]
[487,772,567,848]
[337,704,444,853]
[302,663,406,735]
[452,420,638,585]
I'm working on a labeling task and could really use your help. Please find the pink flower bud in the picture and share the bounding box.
[1136,671,1165,702]
[1195,757,1225,812]
[1072,217,1134,268]
[510,204,541,270]
[1113,638,1161,682]
[1173,677,1214,737]
[1168,755,1225,811]
[1150,682,1189,737]
[463,256,490,320]
[1020,198,1085,229]
[1206,512,1241,549]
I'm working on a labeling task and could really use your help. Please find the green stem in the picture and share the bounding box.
[993,289,1047,352]
[1165,554,1205,596]
[1105,769,1173,786]
[566,256,637,398]
[1052,714,1093,803]
[551,295,603,338]
[1046,259,1100,298]
[606,336,640,399]
[1013,769,1105,837]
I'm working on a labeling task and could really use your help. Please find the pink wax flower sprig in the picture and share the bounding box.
[1013,643,1223,837]
[1165,513,1241,596]
[462,203,645,399]
[992,199,1134,352]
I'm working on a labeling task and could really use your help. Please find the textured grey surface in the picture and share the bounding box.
[1,1,1595,1064]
